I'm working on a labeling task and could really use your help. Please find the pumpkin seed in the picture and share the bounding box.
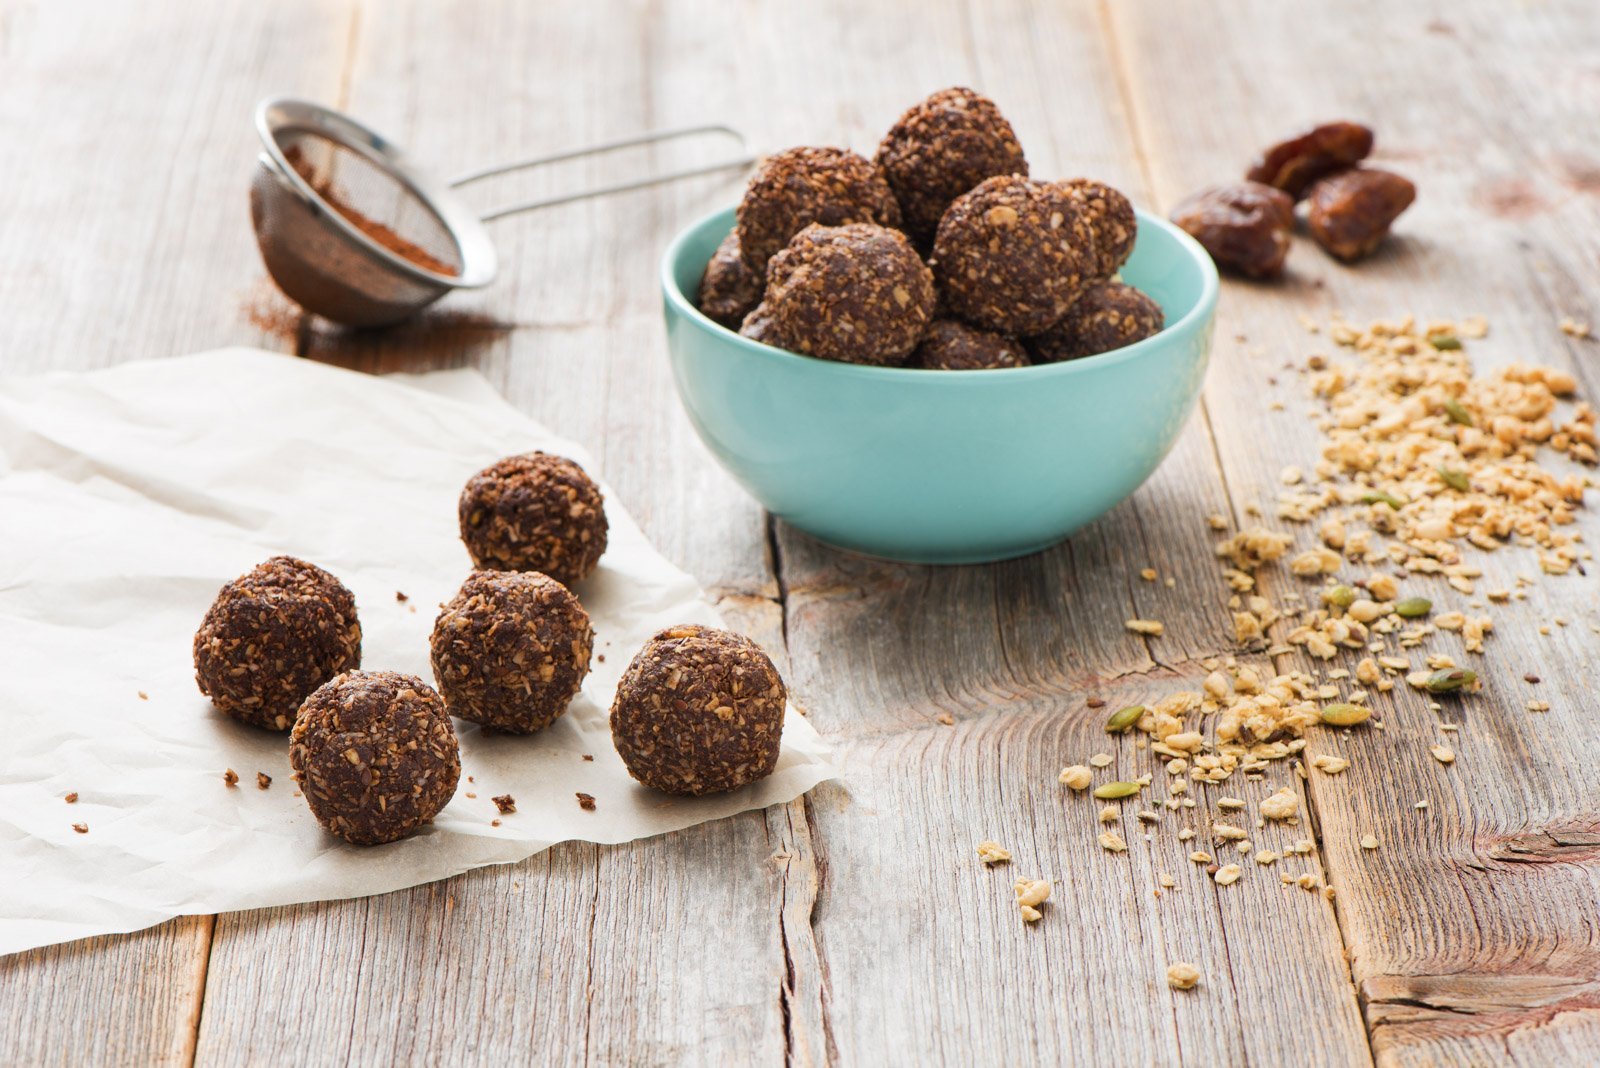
[1319,702,1372,727]
[1093,781,1141,800]
[1105,705,1145,733]
[1442,398,1474,427]
[1324,584,1357,609]
[1425,668,1478,694]
[1428,334,1462,350]
[1360,490,1406,509]
[1394,597,1433,618]
[1438,467,1470,492]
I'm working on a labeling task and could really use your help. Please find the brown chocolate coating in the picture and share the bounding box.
[697,230,762,328]
[289,670,460,846]
[875,87,1029,250]
[735,146,902,271]
[738,302,781,346]
[459,452,608,586]
[1028,282,1164,363]
[429,570,594,734]
[756,223,936,366]
[610,625,786,797]
[193,555,361,731]
[931,175,1094,336]
[1055,178,1137,279]
[912,319,1029,370]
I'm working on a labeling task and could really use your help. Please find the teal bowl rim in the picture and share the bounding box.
[660,205,1220,381]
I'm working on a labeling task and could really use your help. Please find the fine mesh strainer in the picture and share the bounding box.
[251,97,753,327]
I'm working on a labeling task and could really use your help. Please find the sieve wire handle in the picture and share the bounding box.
[449,124,755,223]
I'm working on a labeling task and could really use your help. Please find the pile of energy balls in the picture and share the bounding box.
[191,452,788,846]
[697,87,1164,370]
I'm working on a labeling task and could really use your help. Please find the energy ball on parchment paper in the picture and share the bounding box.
[697,230,763,329]
[931,175,1094,336]
[192,555,361,731]
[429,570,594,734]
[875,87,1029,251]
[911,319,1029,370]
[289,670,461,846]
[610,625,787,797]
[735,146,902,272]
[1028,281,1164,364]
[750,222,936,366]
[458,452,608,586]
[1054,178,1137,280]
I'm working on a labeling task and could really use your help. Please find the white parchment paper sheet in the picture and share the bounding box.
[0,350,834,956]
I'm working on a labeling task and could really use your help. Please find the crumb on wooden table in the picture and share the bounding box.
[1167,962,1201,990]
[976,840,1012,866]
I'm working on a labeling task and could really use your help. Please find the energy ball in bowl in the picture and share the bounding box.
[610,625,787,797]
[735,146,902,272]
[429,570,594,734]
[697,230,762,328]
[875,87,1028,251]
[459,452,608,586]
[757,223,936,366]
[932,175,1094,336]
[193,555,361,730]
[912,319,1029,370]
[1055,178,1137,279]
[289,670,460,846]
[1028,281,1164,363]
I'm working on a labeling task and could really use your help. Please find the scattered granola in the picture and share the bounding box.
[1430,745,1456,766]
[1126,618,1165,637]
[1166,962,1202,990]
[1360,834,1380,850]
[1099,831,1128,853]
[492,794,517,815]
[976,840,1012,866]
[1059,765,1093,790]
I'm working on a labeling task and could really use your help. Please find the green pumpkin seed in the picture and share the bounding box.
[1106,705,1145,733]
[1443,398,1474,427]
[1093,781,1141,800]
[1324,584,1357,609]
[1425,668,1479,694]
[1428,334,1462,350]
[1394,597,1433,618]
[1438,467,1471,492]
[1319,702,1372,727]
[1360,490,1406,510]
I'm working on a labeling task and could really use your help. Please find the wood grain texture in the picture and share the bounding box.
[4,0,1600,1064]
[1108,0,1600,1063]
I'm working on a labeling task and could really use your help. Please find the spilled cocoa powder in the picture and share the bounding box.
[283,145,458,277]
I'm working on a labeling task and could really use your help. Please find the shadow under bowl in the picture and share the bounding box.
[660,207,1219,564]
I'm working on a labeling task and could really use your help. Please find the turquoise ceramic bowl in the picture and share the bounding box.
[660,207,1218,564]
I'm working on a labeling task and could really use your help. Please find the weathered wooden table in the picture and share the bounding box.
[4,2,1598,1064]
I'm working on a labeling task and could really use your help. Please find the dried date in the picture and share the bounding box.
[1247,121,1374,200]
[1169,182,1295,279]
[1307,167,1416,261]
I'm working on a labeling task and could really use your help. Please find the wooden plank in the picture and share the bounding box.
[0,2,353,1065]
[767,0,1371,1063]
[195,2,807,1063]
[1107,0,1600,1063]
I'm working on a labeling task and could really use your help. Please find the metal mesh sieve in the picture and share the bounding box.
[250,97,750,328]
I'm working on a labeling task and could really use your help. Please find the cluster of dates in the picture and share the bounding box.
[1170,121,1415,279]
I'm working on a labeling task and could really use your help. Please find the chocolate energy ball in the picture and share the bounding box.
[735,146,902,271]
[697,230,762,328]
[1029,281,1164,363]
[912,319,1029,370]
[758,223,936,365]
[1055,178,1137,279]
[430,570,594,734]
[610,625,786,797]
[932,175,1094,336]
[875,87,1029,250]
[290,670,460,846]
[192,555,361,730]
[458,452,608,586]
